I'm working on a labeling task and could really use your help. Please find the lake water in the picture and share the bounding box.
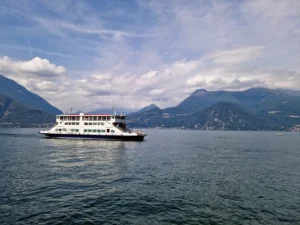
[0,128,300,224]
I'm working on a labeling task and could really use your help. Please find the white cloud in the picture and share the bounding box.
[141,70,157,79]
[35,18,150,39]
[0,56,66,77]
[149,89,165,96]
[163,59,200,76]
[205,46,264,65]
[186,67,300,91]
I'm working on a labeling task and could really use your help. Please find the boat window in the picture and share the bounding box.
[59,129,62,131]
[63,128,67,131]
[102,130,105,132]
[88,117,93,121]
[92,129,96,132]
[111,130,115,133]
[84,122,88,125]
[93,122,97,125]
[88,129,92,132]
[89,122,92,125]
[112,116,115,119]
[75,129,79,132]
[84,129,87,132]
[101,122,104,125]
[72,122,75,125]
[107,116,111,120]
[97,130,101,132]
[107,129,110,133]
[76,122,79,125]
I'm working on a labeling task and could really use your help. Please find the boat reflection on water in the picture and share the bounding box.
[38,138,142,195]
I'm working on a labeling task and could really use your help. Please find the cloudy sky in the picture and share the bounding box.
[0,0,300,112]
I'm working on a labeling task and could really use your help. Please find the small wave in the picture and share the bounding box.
[213,136,228,139]
[0,132,39,139]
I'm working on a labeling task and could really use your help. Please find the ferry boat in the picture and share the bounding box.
[39,112,146,141]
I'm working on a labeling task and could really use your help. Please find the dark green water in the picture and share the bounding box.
[0,128,300,225]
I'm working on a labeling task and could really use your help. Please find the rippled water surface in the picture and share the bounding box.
[1,128,300,224]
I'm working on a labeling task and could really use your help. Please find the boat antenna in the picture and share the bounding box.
[112,106,117,115]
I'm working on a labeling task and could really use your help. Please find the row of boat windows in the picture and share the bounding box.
[65,122,80,125]
[70,129,79,132]
[57,116,126,121]
[58,117,80,121]
[84,122,105,125]
[54,128,84,132]
[54,128,115,133]
[82,116,125,121]
[63,122,107,125]
[82,116,111,121]
[83,129,115,133]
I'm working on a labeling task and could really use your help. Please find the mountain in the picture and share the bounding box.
[277,89,300,96]
[0,74,61,114]
[173,87,287,114]
[127,87,300,130]
[0,95,55,127]
[88,108,124,114]
[130,104,159,115]
[127,102,282,130]
[182,102,280,130]
[146,87,300,118]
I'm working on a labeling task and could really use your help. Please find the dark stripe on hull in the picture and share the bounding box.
[41,133,145,141]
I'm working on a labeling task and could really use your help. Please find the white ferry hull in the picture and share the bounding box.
[40,132,145,141]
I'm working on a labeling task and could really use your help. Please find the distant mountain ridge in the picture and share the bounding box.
[0,95,55,127]
[0,74,61,115]
[173,87,287,114]
[127,87,300,131]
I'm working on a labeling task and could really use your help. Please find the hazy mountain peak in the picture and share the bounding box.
[191,89,209,96]
[0,74,62,114]
[136,104,159,113]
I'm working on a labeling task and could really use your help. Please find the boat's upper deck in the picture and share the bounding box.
[56,113,126,123]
